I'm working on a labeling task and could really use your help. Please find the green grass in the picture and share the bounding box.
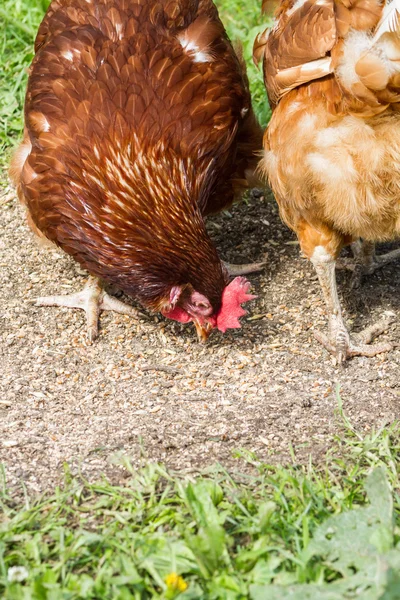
[0,0,50,168]
[216,0,272,128]
[0,0,270,169]
[1,396,400,599]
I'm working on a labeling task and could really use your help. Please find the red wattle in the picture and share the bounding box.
[162,306,192,323]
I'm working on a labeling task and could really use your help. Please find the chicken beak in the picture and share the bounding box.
[194,319,213,343]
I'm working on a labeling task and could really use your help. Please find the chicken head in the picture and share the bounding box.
[162,276,256,342]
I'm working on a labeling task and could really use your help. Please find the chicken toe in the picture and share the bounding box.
[314,316,393,365]
[34,276,137,342]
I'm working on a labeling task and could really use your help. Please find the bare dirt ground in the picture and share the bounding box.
[1,177,400,498]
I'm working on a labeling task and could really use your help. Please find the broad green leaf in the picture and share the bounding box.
[304,468,393,577]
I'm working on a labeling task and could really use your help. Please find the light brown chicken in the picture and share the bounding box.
[11,0,263,343]
[255,0,400,362]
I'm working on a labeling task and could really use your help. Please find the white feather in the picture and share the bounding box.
[372,0,400,42]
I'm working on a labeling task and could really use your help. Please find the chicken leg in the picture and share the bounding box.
[337,240,400,289]
[34,276,138,342]
[311,246,393,363]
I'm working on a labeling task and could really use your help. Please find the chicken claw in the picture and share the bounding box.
[34,276,137,343]
[314,316,394,365]
[223,260,266,277]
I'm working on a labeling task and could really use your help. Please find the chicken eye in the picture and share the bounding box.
[195,302,208,309]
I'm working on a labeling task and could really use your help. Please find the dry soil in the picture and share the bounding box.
[1,180,400,498]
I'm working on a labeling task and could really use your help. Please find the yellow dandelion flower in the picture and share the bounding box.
[165,572,188,593]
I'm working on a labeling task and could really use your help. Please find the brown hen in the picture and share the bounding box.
[11,0,262,343]
[255,0,400,362]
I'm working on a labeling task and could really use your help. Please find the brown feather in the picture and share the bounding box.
[178,14,224,51]
[258,0,400,292]
[12,0,262,319]
[261,0,280,14]
[355,53,389,90]
[253,28,270,66]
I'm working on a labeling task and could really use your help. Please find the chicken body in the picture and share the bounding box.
[12,0,261,341]
[256,0,400,361]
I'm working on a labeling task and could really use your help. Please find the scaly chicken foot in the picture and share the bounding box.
[311,248,392,364]
[222,260,266,277]
[314,318,393,363]
[35,276,137,343]
[337,241,400,289]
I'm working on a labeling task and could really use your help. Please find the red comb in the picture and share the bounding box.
[215,276,257,332]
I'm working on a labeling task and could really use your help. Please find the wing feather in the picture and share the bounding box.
[275,57,333,96]
[260,0,336,104]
